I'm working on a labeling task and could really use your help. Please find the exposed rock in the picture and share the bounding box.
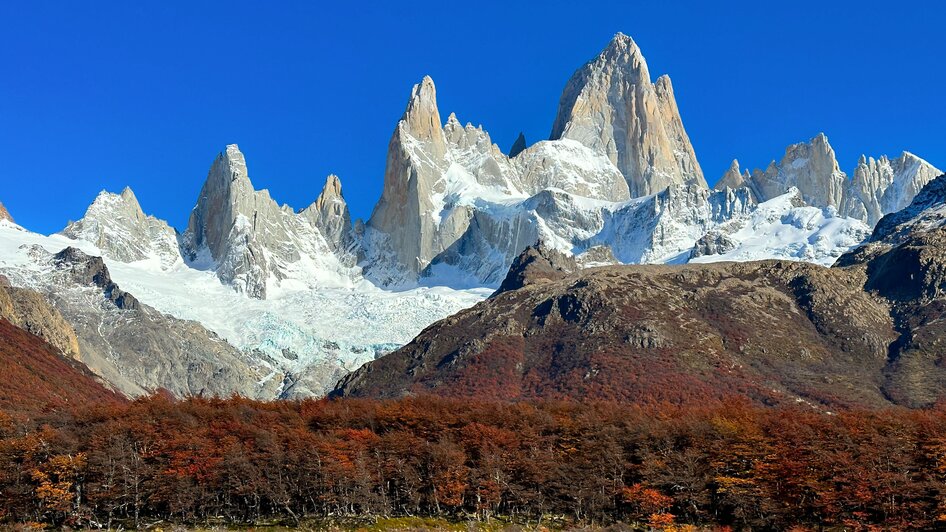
[550,32,706,196]
[743,133,846,210]
[841,152,942,225]
[508,132,527,158]
[0,283,81,359]
[716,159,752,193]
[6,245,282,399]
[53,247,139,310]
[300,174,355,256]
[492,242,578,297]
[720,135,941,226]
[690,231,737,259]
[61,187,182,268]
[0,202,13,224]
[182,144,354,298]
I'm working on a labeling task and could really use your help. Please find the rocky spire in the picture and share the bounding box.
[0,202,12,224]
[716,159,748,190]
[183,144,356,299]
[303,174,353,253]
[365,76,454,282]
[508,132,527,158]
[550,32,706,197]
[842,151,942,225]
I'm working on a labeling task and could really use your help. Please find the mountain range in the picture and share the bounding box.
[0,33,941,401]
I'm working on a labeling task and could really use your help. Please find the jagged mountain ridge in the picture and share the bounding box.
[717,134,941,226]
[0,33,939,402]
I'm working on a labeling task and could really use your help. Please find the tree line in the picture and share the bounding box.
[2,394,946,530]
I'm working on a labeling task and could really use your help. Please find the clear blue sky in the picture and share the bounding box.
[1,1,943,234]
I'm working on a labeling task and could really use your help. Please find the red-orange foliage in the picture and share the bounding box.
[0,395,945,529]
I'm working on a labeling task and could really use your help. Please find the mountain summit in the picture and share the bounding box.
[550,32,706,196]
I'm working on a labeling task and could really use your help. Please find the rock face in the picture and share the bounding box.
[182,144,355,299]
[0,282,81,359]
[718,135,941,226]
[0,202,13,224]
[841,152,943,225]
[716,160,752,194]
[61,188,182,268]
[300,174,354,255]
[742,133,847,209]
[550,33,706,197]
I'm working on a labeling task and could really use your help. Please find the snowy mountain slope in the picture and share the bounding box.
[0,220,280,398]
[1,219,489,397]
[689,189,871,266]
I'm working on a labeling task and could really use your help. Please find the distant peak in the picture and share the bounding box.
[608,32,635,48]
[120,186,138,202]
[601,31,643,59]
[509,132,527,158]
[407,76,437,109]
[400,75,444,146]
[0,201,12,224]
[321,174,343,198]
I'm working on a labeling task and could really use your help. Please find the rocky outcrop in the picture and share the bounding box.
[182,144,354,298]
[61,187,182,268]
[741,133,846,210]
[550,32,706,197]
[492,242,578,297]
[0,202,13,224]
[508,132,527,158]
[716,160,752,193]
[0,282,81,359]
[53,247,140,310]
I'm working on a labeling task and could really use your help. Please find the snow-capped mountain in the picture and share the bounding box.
[0,32,939,400]
[181,144,357,299]
[61,187,182,269]
[550,32,706,196]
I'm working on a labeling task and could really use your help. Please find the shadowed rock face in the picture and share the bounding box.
[334,175,946,409]
[508,132,527,158]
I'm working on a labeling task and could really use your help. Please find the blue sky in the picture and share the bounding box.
[1,1,944,234]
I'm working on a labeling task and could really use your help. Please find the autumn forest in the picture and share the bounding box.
[1,395,945,530]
